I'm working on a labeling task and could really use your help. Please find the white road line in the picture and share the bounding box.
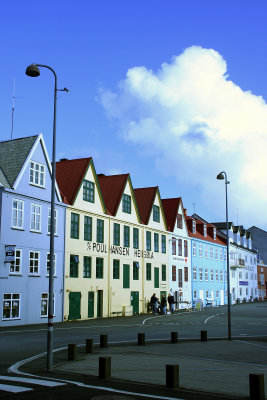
[0,383,33,393]
[204,315,216,324]
[142,311,194,325]
[235,340,267,349]
[0,375,65,387]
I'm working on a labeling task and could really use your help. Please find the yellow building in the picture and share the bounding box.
[56,158,169,320]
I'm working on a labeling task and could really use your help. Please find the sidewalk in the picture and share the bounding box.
[52,337,267,399]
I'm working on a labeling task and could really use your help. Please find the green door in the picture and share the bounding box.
[68,292,81,320]
[123,264,130,288]
[97,290,103,318]
[88,291,94,318]
[131,291,139,315]
[154,267,159,288]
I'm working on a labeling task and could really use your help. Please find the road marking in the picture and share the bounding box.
[204,315,216,324]
[0,375,65,387]
[0,383,33,393]
[235,340,267,349]
[142,310,194,325]
[239,333,248,336]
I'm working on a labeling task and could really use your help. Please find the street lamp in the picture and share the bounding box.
[217,171,231,340]
[26,64,68,370]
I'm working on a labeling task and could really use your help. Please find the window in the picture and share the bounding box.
[97,219,104,243]
[199,268,203,281]
[178,269,183,287]
[30,161,45,187]
[162,265,166,281]
[3,293,20,319]
[154,233,159,252]
[199,244,203,257]
[70,255,79,278]
[84,216,92,241]
[83,256,91,278]
[205,246,208,258]
[113,223,120,246]
[220,270,223,282]
[193,290,197,299]
[133,228,139,249]
[146,263,151,280]
[29,251,39,274]
[133,262,139,280]
[153,205,160,222]
[245,272,248,279]
[30,204,41,232]
[215,247,218,260]
[146,231,151,251]
[184,240,188,257]
[192,242,196,256]
[46,253,56,276]
[41,293,55,317]
[124,225,130,247]
[213,228,216,240]
[216,290,219,298]
[184,266,188,282]
[48,208,57,235]
[210,247,213,259]
[192,220,196,234]
[83,180,94,203]
[71,213,79,239]
[172,238,176,255]
[177,214,182,229]
[96,258,104,278]
[220,248,223,261]
[113,259,120,279]
[239,287,242,296]
[216,270,219,281]
[205,268,208,281]
[239,271,242,279]
[210,269,214,281]
[161,235,166,253]
[172,265,176,281]
[204,224,207,237]
[122,194,131,214]
[193,267,197,280]
[206,290,209,298]
[178,239,182,256]
[10,249,21,274]
[232,270,235,278]
[12,199,24,229]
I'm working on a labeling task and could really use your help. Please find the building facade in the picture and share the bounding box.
[248,226,267,265]
[257,262,267,300]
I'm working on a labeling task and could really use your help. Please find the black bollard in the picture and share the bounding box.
[171,331,178,343]
[99,356,111,379]
[100,334,108,348]
[201,330,207,341]
[138,333,145,346]
[166,364,179,388]
[68,343,77,361]
[249,374,265,400]
[86,338,94,353]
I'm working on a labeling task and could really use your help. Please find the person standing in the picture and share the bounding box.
[161,295,167,315]
[168,293,175,313]
[150,293,158,314]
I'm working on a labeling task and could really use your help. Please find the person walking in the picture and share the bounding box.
[168,293,175,313]
[161,295,167,315]
[150,293,158,314]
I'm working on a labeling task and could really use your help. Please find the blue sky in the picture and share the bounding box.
[1,1,267,230]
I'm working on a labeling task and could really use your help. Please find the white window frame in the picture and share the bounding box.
[30,203,42,232]
[215,247,218,260]
[193,290,197,299]
[199,245,203,258]
[193,267,197,281]
[46,253,56,276]
[29,160,45,188]
[199,267,203,281]
[213,228,216,240]
[205,268,208,281]
[204,224,207,237]
[220,270,223,282]
[192,220,196,234]
[9,249,22,274]
[205,245,208,258]
[29,251,40,275]
[40,292,55,317]
[192,242,196,256]
[47,208,58,235]
[216,290,219,298]
[215,269,219,281]
[12,199,24,229]
[210,269,214,281]
[2,293,21,320]
[220,248,223,261]
[205,290,209,298]
[210,246,213,259]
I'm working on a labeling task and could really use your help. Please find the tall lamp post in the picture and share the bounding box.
[25,64,68,370]
[217,171,231,340]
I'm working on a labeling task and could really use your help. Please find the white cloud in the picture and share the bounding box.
[100,46,267,229]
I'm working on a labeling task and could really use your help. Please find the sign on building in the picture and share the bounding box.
[5,245,16,262]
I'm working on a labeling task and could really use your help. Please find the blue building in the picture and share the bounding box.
[0,134,66,326]
[186,215,227,307]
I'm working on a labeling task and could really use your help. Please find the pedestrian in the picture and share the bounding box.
[150,293,158,314]
[161,295,167,315]
[168,293,175,313]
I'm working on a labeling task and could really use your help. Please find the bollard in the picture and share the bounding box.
[100,334,108,348]
[201,330,207,342]
[138,333,145,346]
[171,331,178,343]
[122,306,126,317]
[99,356,111,379]
[68,344,77,361]
[86,338,94,353]
[249,374,265,400]
[166,364,179,388]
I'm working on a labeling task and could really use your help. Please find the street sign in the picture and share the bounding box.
[5,245,16,262]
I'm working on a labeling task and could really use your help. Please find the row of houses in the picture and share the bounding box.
[0,134,265,326]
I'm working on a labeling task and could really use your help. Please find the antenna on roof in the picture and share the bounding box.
[236,208,239,226]
[192,202,196,214]
[11,78,15,140]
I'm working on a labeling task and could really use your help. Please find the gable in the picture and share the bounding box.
[115,176,140,223]
[173,201,189,236]
[147,190,167,231]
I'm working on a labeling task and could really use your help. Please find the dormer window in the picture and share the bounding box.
[204,224,207,237]
[213,228,216,240]
[30,161,45,188]
[177,214,182,229]
[83,180,95,203]
[122,194,131,214]
[153,205,160,222]
[192,220,196,234]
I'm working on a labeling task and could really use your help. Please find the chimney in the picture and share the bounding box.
[184,208,187,216]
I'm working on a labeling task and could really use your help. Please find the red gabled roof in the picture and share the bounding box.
[162,198,181,232]
[186,215,226,246]
[133,187,158,225]
[56,158,92,205]
[97,174,129,216]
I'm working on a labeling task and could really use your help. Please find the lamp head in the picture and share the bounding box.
[25,64,40,77]
[217,172,225,180]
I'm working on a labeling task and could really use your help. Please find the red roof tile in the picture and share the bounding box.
[133,187,158,225]
[97,174,129,216]
[162,198,181,232]
[186,216,226,246]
